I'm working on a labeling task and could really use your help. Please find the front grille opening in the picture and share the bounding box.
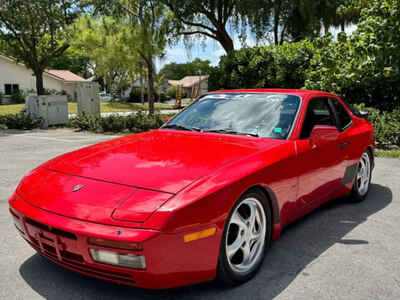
[28,240,135,285]
[41,242,84,263]
[25,218,77,240]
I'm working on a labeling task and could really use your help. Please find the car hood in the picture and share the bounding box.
[41,130,285,194]
[16,167,173,224]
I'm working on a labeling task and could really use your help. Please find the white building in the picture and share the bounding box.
[0,53,87,101]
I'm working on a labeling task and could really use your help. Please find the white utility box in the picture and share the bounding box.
[25,95,68,126]
[76,82,100,116]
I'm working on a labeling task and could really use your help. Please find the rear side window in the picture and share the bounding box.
[300,98,336,139]
[330,98,352,131]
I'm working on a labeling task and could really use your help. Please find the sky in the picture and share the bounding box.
[156,24,357,72]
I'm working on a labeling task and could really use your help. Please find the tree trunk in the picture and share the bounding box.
[146,57,155,115]
[140,71,144,104]
[274,19,279,45]
[273,3,281,45]
[216,27,234,54]
[34,69,45,95]
[279,24,287,45]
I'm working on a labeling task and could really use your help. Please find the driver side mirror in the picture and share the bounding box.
[310,125,339,149]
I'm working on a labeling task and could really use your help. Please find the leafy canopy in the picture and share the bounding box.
[71,15,139,94]
[0,0,81,94]
[159,58,215,80]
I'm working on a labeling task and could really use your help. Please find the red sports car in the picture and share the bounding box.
[9,89,375,289]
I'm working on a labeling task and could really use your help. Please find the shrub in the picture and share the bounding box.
[354,104,400,148]
[159,91,167,102]
[128,88,162,103]
[209,40,315,92]
[166,86,177,98]
[68,111,165,133]
[0,113,43,130]
[10,90,25,104]
[68,114,101,132]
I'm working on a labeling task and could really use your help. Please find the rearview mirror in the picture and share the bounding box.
[310,126,339,148]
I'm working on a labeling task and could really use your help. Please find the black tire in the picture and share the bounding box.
[349,150,372,202]
[216,189,272,286]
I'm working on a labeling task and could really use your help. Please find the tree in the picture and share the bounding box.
[0,0,80,95]
[47,47,91,78]
[159,58,214,80]
[91,0,170,114]
[251,0,361,45]
[252,0,342,45]
[71,15,139,95]
[305,0,400,110]
[272,0,320,44]
[161,0,268,54]
[318,0,360,33]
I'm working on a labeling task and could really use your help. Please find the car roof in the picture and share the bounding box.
[209,88,337,98]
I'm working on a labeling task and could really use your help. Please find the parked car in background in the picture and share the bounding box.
[9,89,375,289]
[99,91,113,102]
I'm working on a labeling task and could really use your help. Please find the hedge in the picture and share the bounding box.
[0,113,43,130]
[355,104,400,148]
[68,111,166,133]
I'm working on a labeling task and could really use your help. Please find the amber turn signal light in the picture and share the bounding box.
[88,237,143,251]
[184,227,217,243]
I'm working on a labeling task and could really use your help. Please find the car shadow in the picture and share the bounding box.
[19,183,392,300]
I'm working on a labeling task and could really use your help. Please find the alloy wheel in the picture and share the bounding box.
[356,152,371,196]
[225,197,266,274]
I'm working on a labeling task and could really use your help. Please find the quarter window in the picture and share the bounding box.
[330,98,352,131]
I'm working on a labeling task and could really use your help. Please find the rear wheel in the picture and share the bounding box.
[350,150,372,202]
[217,190,272,286]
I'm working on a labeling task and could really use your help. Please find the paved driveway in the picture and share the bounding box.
[1,129,399,300]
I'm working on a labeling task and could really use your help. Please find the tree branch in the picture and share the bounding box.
[179,18,218,34]
[180,30,217,40]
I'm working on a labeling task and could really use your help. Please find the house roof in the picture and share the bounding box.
[45,70,88,82]
[168,76,209,88]
[0,52,87,83]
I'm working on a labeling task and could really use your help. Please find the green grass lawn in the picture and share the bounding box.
[375,149,400,159]
[0,102,174,115]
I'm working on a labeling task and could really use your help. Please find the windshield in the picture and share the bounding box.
[162,93,301,139]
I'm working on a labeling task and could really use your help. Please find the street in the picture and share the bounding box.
[1,129,399,300]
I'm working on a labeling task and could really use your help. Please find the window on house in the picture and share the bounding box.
[4,84,19,95]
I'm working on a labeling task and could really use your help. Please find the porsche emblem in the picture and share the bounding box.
[72,184,84,192]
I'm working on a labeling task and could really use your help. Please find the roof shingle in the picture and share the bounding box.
[45,70,88,82]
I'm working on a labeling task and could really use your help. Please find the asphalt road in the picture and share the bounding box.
[1,129,399,300]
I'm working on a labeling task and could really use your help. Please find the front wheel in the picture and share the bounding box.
[217,190,272,286]
[350,150,372,202]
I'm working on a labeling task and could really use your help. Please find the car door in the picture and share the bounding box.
[328,97,358,185]
[295,97,346,208]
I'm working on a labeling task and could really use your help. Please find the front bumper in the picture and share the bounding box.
[9,193,220,289]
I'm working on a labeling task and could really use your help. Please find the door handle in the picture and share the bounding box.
[338,142,350,149]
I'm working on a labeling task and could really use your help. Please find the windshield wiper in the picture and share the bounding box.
[162,124,201,132]
[204,129,259,137]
